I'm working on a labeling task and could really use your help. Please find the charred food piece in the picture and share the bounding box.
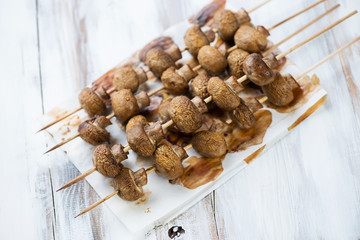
[192,131,227,158]
[234,24,268,53]
[78,87,107,117]
[161,67,188,94]
[198,46,227,75]
[113,67,141,93]
[154,141,188,180]
[207,77,240,111]
[230,99,256,129]
[214,9,239,42]
[145,48,175,77]
[262,71,294,106]
[126,120,164,157]
[168,96,203,134]
[78,116,111,145]
[93,144,126,177]
[227,49,249,78]
[110,167,146,201]
[190,74,210,99]
[112,89,150,124]
[243,53,275,86]
[184,24,210,58]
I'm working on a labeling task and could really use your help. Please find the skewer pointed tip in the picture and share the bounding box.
[43,133,80,154]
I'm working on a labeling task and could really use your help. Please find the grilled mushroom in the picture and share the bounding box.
[154,141,188,180]
[192,130,227,158]
[168,96,203,134]
[262,71,294,106]
[161,66,188,94]
[243,53,275,86]
[234,24,268,53]
[110,167,146,201]
[197,46,227,75]
[230,99,256,129]
[184,24,210,57]
[214,9,239,42]
[78,87,107,117]
[113,67,140,93]
[190,74,210,99]
[145,48,175,77]
[207,76,240,111]
[93,144,125,177]
[227,49,249,78]
[78,116,111,145]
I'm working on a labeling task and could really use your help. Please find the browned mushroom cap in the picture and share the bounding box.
[113,67,139,93]
[112,89,139,124]
[145,48,175,77]
[262,53,280,70]
[283,73,301,95]
[262,71,294,106]
[214,10,239,42]
[197,46,227,75]
[110,144,128,164]
[110,167,145,201]
[168,96,203,134]
[78,87,107,117]
[234,25,268,53]
[207,77,240,111]
[190,74,210,99]
[227,49,250,78]
[92,144,123,177]
[192,131,227,158]
[154,141,188,180]
[230,99,256,129]
[161,67,188,94]
[184,24,210,58]
[234,8,250,25]
[126,124,156,157]
[78,116,111,145]
[126,115,148,132]
[243,53,275,86]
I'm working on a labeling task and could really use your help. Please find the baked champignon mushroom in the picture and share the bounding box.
[113,67,140,93]
[283,73,301,95]
[184,24,210,58]
[78,87,107,117]
[110,167,147,201]
[154,140,188,180]
[214,9,239,42]
[262,53,280,70]
[125,115,148,132]
[78,115,111,145]
[230,99,256,129]
[161,66,188,94]
[243,53,275,86]
[207,76,240,111]
[158,98,172,122]
[234,8,251,25]
[197,45,227,75]
[189,74,210,99]
[227,49,250,78]
[168,96,203,134]
[262,71,294,106]
[111,89,150,124]
[126,120,164,157]
[234,24,268,53]
[93,144,127,178]
[145,47,175,78]
[192,130,227,158]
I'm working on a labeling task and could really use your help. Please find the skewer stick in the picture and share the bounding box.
[45,12,357,155]
[227,0,327,53]
[263,4,340,56]
[75,37,360,217]
[43,134,80,154]
[276,10,358,60]
[267,0,326,31]
[248,0,272,14]
[37,106,83,133]
[57,167,96,192]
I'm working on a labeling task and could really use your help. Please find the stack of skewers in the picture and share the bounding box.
[38,0,360,218]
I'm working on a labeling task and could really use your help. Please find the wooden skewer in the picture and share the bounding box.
[75,36,360,217]
[263,4,340,56]
[267,0,326,31]
[227,0,327,53]
[248,0,272,14]
[45,12,356,155]
[57,167,96,192]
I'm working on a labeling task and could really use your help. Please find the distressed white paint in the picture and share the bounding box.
[0,0,360,239]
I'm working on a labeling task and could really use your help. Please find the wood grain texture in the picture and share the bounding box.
[0,0,359,239]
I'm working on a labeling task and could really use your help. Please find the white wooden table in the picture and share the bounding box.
[1,0,360,239]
